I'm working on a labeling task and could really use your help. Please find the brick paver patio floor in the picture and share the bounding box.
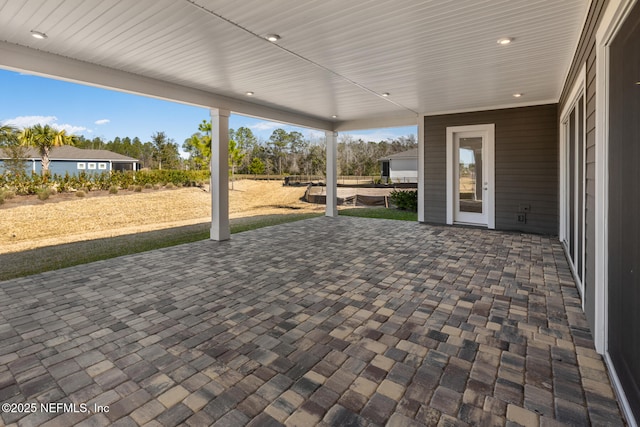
[0,217,626,426]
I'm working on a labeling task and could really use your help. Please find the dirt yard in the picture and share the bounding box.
[0,180,324,254]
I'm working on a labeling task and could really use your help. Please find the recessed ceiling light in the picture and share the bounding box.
[30,30,47,39]
[497,37,514,45]
[381,92,390,97]
[245,91,254,96]
[331,115,338,119]
[265,34,281,42]
[513,93,523,98]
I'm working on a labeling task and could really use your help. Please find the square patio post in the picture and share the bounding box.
[325,131,338,217]
[210,108,231,241]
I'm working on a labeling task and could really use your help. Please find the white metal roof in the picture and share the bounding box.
[0,0,588,131]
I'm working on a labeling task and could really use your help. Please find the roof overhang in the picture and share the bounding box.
[0,1,589,131]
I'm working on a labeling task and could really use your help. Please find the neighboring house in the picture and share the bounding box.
[379,148,417,183]
[0,145,139,175]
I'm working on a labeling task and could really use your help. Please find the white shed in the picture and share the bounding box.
[379,148,418,183]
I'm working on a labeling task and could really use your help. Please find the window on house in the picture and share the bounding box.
[88,163,96,170]
[77,162,86,170]
[561,92,586,292]
[98,163,107,170]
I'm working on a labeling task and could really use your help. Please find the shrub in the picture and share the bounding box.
[153,184,160,190]
[144,183,153,189]
[37,189,51,201]
[389,189,418,212]
[3,190,15,199]
[76,191,86,198]
[0,169,210,195]
[109,186,119,194]
[134,185,143,192]
[0,193,4,205]
[165,182,175,189]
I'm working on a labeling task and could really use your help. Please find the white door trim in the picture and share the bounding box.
[595,0,638,424]
[595,0,636,354]
[446,124,495,229]
[559,63,586,305]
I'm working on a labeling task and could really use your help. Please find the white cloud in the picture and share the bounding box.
[0,115,87,135]
[57,124,88,134]
[1,115,58,128]
[94,119,110,125]
[249,121,285,131]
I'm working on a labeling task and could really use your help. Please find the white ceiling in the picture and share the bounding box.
[0,0,589,131]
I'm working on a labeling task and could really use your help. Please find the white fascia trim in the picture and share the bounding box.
[0,41,333,132]
[335,114,419,132]
[417,115,425,223]
[337,100,560,132]
[422,99,558,118]
[47,158,137,163]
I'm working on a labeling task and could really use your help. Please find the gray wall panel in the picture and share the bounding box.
[423,104,558,235]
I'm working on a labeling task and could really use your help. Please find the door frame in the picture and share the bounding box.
[595,0,638,423]
[446,124,495,229]
[559,63,586,304]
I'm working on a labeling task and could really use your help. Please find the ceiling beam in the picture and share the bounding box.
[335,114,419,132]
[0,41,334,132]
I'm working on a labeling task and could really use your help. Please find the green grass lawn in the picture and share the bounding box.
[0,213,321,281]
[339,207,417,221]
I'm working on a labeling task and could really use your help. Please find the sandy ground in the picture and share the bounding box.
[0,180,324,254]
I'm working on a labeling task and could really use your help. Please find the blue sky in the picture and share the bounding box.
[0,69,416,155]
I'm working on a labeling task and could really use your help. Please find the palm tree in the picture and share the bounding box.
[0,124,17,145]
[19,124,72,176]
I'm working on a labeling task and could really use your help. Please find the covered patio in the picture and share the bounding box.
[0,217,624,426]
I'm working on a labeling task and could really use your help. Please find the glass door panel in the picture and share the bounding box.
[455,136,486,225]
[458,138,483,214]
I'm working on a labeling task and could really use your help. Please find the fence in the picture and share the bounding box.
[232,175,380,185]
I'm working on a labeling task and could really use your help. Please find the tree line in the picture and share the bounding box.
[1,122,417,178]
[182,120,417,177]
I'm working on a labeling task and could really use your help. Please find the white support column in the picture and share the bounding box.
[210,108,231,241]
[417,115,425,223]
[325,131,338,217]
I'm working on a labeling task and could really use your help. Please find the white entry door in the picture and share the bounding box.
[446,124,495,228]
